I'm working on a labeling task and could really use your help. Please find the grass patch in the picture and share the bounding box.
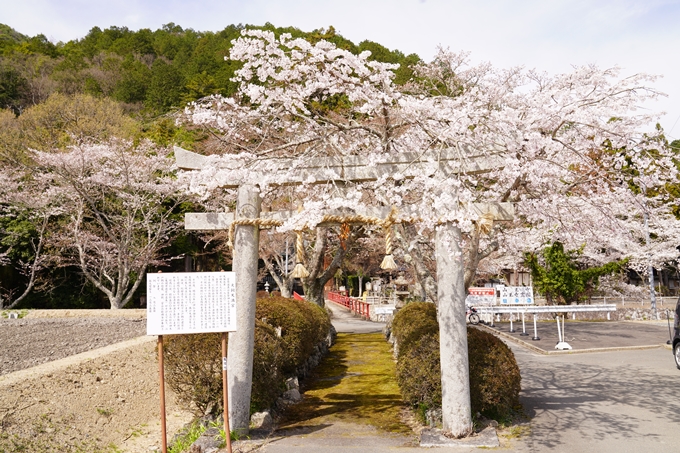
[168,420,207,453]
[96,407,114,417]
[1,309,29,319]
[277,332,411,434]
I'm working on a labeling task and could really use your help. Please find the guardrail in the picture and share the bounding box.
[535,296,678,306]
[475,304,619,344]
[475,304,617,314]
[326,291,371,319]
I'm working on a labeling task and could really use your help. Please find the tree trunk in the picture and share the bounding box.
[401,224,438,303]
[263,258,293,298]
[463,227,499,290]
[302,227,355,307]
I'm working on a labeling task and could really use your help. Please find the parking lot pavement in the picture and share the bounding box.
[484,320,672,352]
[508,344,680,453]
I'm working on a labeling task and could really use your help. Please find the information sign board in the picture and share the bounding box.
[466,287,496,306]
[374,305,396,315]
[146,272,237,335]
[499,286,534,305]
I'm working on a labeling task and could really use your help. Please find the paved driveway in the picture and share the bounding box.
[488,320,672,351]
[510,344,680,453]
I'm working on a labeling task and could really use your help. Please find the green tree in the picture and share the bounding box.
[146,59,183,111]
[524,242,627,304]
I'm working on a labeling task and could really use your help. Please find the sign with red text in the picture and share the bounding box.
[466,287,496,306]
[146,272,237,335]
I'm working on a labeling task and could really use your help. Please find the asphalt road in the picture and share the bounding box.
[509,343,680,453]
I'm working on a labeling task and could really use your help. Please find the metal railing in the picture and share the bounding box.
[534,296,678,306]
[326,291,371,319]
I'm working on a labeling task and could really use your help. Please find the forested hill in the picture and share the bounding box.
[0,22,420,117]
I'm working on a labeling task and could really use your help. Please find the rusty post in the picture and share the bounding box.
[158,335,168,453]
[222,332,232,453]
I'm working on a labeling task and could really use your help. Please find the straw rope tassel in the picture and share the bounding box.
[290,230,309,278]
[380,207,398,270]
[477,213,495,236]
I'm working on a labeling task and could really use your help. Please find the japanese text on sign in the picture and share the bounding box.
[466,287,496,306]
[146,272,237,335]
[499,286,534,305]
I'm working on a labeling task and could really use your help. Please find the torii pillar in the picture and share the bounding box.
[229,184,260,434]
[437,223,472,436]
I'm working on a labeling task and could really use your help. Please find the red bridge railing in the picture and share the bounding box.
[326,291,370,319]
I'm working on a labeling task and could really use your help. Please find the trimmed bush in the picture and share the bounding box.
[255,296,331,375]
[467,327,521,420]
[163,333,223,415]
[250,320,286,412]
[392,303,521,421]
[395,332,442,408]
[164,296,331,415]
[390,301,438,357]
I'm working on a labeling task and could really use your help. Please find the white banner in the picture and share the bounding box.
[146,272,237,335]
[374,305,396,315]
[499,286,534,305]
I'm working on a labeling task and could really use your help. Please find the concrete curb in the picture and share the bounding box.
[23,309,147,319]
[476,323,667,355]
[420,426,499,448]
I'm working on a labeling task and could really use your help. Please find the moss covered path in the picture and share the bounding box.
[276,332,411,434]
[256,302,431,452]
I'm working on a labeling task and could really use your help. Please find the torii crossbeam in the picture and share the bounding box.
[176,146,514,436]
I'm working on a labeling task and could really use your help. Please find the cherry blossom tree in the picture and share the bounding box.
[179,30,678,437]
[259,230,295,297]
[0,167,58,309]
[34,139,189,309]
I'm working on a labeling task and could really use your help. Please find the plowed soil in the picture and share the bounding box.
[0,312,193,452]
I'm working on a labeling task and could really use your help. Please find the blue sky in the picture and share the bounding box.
[2,0,680,138]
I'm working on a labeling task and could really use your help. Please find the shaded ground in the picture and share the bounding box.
[487,320,671,351]
[510,345,680,453]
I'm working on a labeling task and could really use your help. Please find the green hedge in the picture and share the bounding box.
[392,302,521,421]
[163,296,331,415]
[390,301,439,358]
[255,296,331,375]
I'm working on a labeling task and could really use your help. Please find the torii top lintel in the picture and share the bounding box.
[174,145,506,188]
[175,146,514,229]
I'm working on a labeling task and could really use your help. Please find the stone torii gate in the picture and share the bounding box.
[175,146,514,437]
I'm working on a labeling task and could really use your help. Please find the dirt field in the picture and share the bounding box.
[0,312,193,452]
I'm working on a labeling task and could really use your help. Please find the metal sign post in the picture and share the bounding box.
[222,332,232,453]
[158,335,168,453]
[147,272,237,453]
